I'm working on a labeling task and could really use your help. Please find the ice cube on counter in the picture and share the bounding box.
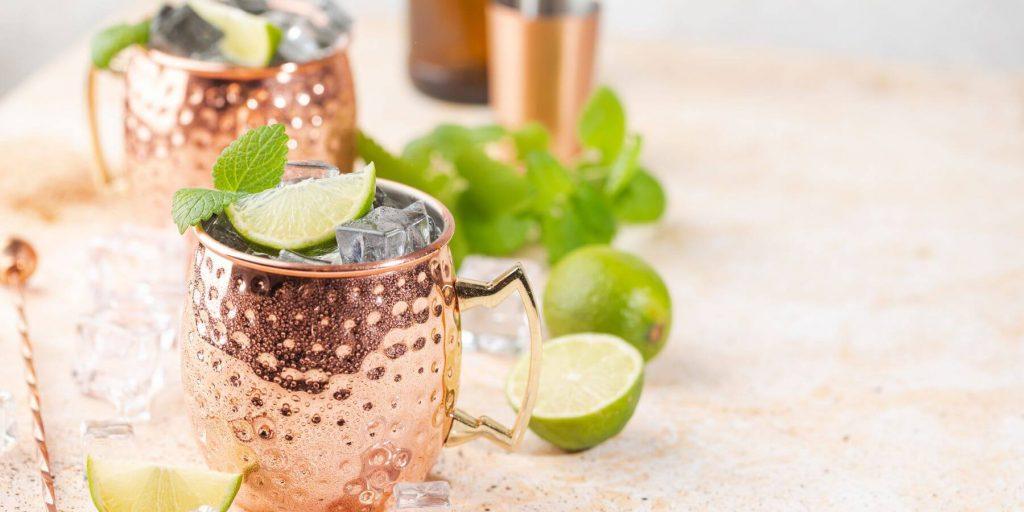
[392,481,451,511]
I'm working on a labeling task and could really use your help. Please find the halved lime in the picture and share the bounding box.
[87,456,243,512]
[226,163,375,250]
[507,333,645,451]
[188,0,281,67]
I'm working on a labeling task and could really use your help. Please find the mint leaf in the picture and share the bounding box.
[525,151,573,212]
[91,20,150,69]
[539,182,617,263]
[605,133,643,196]
[455,147,529,217]
[212,124,289,193]
[358,130,457,204]
[403,124,504,165]
[171,188,240,234]
[613,168,666,223]
[578,86,626,164]
[512,122,550,159]
[459,198,534,256]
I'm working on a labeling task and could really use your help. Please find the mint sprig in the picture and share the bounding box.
[212,124,289,193]
[578,87,626,164]
[170,124,289,233]
[605,133,643,196]
[91,20,150,70]
[171,189,240,234]
[356,86,665,266]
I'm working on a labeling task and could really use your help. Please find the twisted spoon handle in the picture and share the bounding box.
[11,283,58,512]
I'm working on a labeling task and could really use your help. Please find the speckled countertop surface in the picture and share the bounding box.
[2,10,1024,512]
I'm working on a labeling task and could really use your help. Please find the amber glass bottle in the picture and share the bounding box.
[408,0,489,104]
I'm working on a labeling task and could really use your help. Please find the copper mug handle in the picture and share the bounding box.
[85,65,122,189]
[446,264,543,450]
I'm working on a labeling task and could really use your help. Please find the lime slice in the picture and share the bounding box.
[188,0,281,67]
[226,163,375,250]
[87,456,243,512]
[506,333,644,452]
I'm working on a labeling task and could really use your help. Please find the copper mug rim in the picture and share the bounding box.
[139,0,353,80]
[193,178,456,278]
[141,32,351,80]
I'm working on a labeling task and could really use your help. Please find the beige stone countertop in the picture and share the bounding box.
[2,9,1024,512]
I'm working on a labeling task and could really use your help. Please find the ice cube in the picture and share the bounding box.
[149,5,223,58]
[266,1,352,63]
[373,187,403,209]
[203,215,249,252]
[266,11,327,63]
[203,215,274,258]
[319,0,354,37]
[81,420,136,460]
[398,201,433,247]
[335,202,436,263]
[458,256,546,355]
[278,250,331,264]
[335,216,408,264]
[281,160,341,185]
[225,0,267,14]
[81,420,134,442]
[0,390,14,454]
[393,481,451,511]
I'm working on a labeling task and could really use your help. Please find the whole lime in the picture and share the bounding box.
[544,246,672,360]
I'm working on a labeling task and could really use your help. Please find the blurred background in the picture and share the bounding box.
[3,0,1023,95]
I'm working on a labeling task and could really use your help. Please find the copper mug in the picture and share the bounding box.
[180,180,542,511]
[86,1,356,210]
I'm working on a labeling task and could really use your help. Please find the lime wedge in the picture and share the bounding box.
[188,0,281,67]
[226,163,376,250]
[507,333,644,451]
[87,456,243,512]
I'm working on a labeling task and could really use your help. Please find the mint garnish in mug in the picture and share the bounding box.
[91,0,351,70]
[170,124,376,252]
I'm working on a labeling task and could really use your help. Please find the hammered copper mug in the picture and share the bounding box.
[86,0,356,211]
[180,180,542,512]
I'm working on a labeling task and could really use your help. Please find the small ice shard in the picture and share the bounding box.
[0,390,14,453]
[393,481,451,511]
[280,160,341,185]
[149,5,223,58]
[278,249,331,264]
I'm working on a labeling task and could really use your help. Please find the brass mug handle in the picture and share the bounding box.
[85,66,122,189]
[447,264,543,450]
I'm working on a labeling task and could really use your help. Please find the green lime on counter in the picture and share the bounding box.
[188,0,281,67]
[544,246,672,360]
[226,163,375,250]
[87,456,242,512]
[507,333,644,451]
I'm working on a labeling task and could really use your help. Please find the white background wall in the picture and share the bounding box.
[2,0,1023,95]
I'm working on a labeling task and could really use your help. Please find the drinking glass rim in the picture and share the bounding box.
[193,178,457,277]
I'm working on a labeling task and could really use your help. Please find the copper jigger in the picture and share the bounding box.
[180,180,543,511]
[86,0,357,219]
[487,0,600,159]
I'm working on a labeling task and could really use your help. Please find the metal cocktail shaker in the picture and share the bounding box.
[487,0,600,158]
